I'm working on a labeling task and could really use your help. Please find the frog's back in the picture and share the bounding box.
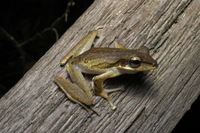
[68,48,134,73]
[80,48,134,60]
[69,47,157,74]
[75,48,134,64]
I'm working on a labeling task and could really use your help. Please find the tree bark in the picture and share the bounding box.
[0,0,200,132]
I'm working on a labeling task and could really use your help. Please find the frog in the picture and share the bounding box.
[54,29,158,115]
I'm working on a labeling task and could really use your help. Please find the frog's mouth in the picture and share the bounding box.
[117,63,157,74]
[126,63,158,72]
[138,62,158,71]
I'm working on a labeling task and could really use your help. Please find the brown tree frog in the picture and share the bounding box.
[54,30,158,114]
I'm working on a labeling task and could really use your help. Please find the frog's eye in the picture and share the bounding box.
[129,57,141,68]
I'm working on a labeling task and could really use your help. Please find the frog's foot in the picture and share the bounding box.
[95,87,123,110]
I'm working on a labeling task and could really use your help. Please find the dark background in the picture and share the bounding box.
[0,0,199,132]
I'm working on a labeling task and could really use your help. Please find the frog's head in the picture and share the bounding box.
[118,46,158,73]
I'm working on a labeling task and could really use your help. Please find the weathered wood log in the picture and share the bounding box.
[0,0,199,132]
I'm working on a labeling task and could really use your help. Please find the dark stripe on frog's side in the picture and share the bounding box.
[70,47,157,69]
[73,48,136,64]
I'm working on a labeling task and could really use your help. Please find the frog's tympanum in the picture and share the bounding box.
[54,30,158,114]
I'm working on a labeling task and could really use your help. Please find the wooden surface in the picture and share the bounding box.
[0,0,200,132]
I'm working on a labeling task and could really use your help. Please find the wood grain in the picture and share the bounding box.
[0,0,199,132]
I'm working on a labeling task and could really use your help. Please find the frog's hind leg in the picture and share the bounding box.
[54,76,99,115]
[60,30,98,65]
[66,62,94,101]
[73,30,99,57]
[92,69,124,110]
[65,61,100,114]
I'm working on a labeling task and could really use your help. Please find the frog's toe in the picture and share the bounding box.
[95,88,122,110]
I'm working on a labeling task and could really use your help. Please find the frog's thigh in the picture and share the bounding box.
[54,75,93,105]
[54,75,99,115]
[66,63,93,100]
[74,30,98,57]
[92,69,123,109]
[60,30,98,65]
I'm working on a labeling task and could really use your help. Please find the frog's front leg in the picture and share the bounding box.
[92,68,124,109]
